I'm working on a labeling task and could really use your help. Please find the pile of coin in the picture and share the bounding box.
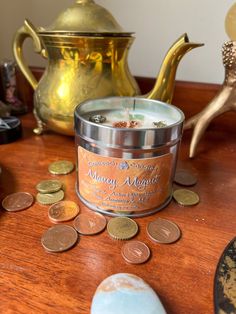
[36,160,75,206]
[2,159,197,266]
[36,179,64,205]
[2,161,196,262]
[38,161,76,252]
[40,160,109,253]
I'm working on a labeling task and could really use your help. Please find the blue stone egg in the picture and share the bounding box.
[91,273,166,314]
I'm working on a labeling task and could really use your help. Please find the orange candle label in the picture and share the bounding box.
[78,146,173,212]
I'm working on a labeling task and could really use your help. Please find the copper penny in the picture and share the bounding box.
[48,201,80,223]
[73,212,107,235]
[41,225,78,253]
[121,241,151,264]
[2,192,34,212]
[174,169,197,186]
[147,218,181,244]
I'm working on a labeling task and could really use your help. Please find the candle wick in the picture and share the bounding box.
[125,107,130,127]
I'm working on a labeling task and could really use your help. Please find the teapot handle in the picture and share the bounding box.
[13,19,46,90]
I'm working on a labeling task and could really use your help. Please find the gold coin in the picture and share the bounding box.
[36,179,62,194]
[107,217,138,240]
[48,201,80,223]
[36,189,64,205]
[173,189,200,206]
[48,160,74,175]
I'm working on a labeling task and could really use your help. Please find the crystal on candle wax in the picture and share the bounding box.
[112,120,140,128]
[153,121,167,128]
[89,114,106,124]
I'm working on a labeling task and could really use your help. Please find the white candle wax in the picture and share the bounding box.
[86,108,176,128]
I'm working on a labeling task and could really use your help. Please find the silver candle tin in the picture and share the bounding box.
[74,97,184,217]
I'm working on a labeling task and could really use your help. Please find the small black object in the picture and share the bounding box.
[0,60,27,115]
[0,116,22,144]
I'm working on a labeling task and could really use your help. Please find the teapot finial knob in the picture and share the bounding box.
[76,0,95,4]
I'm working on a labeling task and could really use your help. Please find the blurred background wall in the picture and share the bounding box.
[0,0,234,83]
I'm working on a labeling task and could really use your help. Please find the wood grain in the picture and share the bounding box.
[0,76,235,314]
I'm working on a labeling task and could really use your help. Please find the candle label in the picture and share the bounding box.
[78,146,173,212]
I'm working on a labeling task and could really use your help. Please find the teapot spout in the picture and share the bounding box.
[144,33,204,103]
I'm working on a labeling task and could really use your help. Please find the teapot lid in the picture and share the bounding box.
[41,0,132,35]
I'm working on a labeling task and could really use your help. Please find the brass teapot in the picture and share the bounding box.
[13,0,203,135]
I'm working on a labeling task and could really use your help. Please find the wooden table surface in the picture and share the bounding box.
[0,99,236,314]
